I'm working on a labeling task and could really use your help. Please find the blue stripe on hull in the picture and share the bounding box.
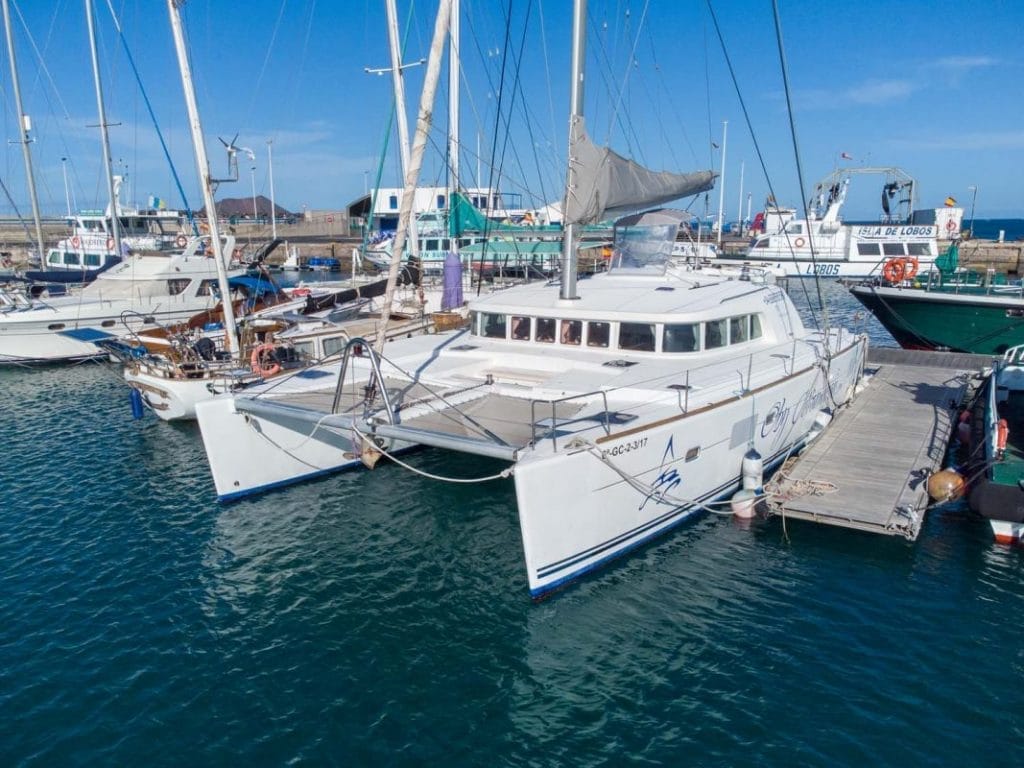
[529,442,799,599]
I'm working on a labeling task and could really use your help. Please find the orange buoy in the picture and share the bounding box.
[927,468,965,502]
[997,418,1009,457]
[882,257,907,283]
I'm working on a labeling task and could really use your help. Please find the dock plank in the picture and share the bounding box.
[765,353,974,539]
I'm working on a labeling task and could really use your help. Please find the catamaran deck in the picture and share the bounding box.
[765,348,990,538]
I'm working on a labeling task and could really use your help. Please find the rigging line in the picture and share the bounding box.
[104,0,195,228]
[641,21,688,170]
[770,0,827,326]
[703,0,821,329]
[603,0,652,165]
[586,11,641,162]
[477,0,516,296]
[0,173,34,243]
[241,0,289,130]
[12,0,72,119]
[537,0,558,193]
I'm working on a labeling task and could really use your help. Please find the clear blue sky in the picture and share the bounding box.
[4,0,1022,221]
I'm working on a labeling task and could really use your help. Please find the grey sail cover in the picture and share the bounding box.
[564,117,717,225]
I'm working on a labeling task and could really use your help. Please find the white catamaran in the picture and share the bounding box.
[193,0,868,598]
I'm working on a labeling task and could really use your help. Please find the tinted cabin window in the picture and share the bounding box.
[536,318,556,343]
[857,243,882,256]
[587,322,610,348]
[730,315,750,344]
[754,238,769,249]
[663,323,698,352]
[437,194,446,208]
[84,253,101,267]
[388,195,398,209]
[705,318,728,349]
[511,316,530,341]
[560,320,582,345]
[323,336,346,357]
[907,243,930,256]
[751,315,763,339]
[64,252,81,266]
[167,279,190,296]
[882,243,905,256]
[481,313,507,339]
[619,322,655,352]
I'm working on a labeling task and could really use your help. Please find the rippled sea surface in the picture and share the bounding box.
[1,284,1022,765]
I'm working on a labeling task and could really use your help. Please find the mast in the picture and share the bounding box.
[559,0,586,302]
[373,0,452,356]
[0,0,45,262]
[166,0,238,358]
[716,119,727,248]
[383,0,418,257]
[447,0,459,261]
[85,0,122,259]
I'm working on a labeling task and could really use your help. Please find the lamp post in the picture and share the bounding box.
[967,185,978,237]
[267,139,277,239]
[250,165,257,224]
[715,120,727,247]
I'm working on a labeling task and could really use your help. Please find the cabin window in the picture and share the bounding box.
[560,320,582,345]
[663,323,699,352]
[705,318,728,349]
[84,253,101,267]
[480,312,507,339]
[63,252,80,266]
[388,195,398,210]
[857,243,881,256]
[441,239,450,251]
[322,336,346,358]
[619,322,655,352]
[587,321,610,348]
[882,243,905,256]
[47,252,60,265]
[47,323,66,331]
[536,318,556,343]
[730,315,750,344]
[510,316,531,341]
[786,223,803,234]
[197,279,218,296]
[437,194,446,208]
[167,278,190,296]
[101,320,116,328]
[907,243,930,256]
[751,314,763,339]
[458,238,475,249]
[753,238,770,249]
[425,239,439,251]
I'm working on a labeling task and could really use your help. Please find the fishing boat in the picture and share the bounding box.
[966,344,1024,543]
[715,167,962,279]
[847,242,1024,355]
[194,0,867,598]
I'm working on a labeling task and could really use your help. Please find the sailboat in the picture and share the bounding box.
[194,0,868,597]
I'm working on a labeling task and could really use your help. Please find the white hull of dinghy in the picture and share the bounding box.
[512,342,866,598]
[989,519,1024,545]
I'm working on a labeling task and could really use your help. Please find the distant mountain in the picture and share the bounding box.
[197,195,294,219]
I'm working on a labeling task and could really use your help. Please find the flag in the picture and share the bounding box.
[840,152,853,160]
[945,196,957,207]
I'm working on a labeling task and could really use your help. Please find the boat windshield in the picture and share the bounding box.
[608,222,677,275]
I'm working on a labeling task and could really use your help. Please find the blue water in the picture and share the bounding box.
[1,286,1022,765]
[969,218,1024,242]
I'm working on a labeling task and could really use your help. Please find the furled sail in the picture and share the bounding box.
[563,117,717,225]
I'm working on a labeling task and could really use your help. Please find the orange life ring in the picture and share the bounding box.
[250,343,281,377]
[902,256,919,280]
[794,237,806,248]
[176,234,188,248]
[232,247,243,260]
[106,237,115,251]
[998,418,1009,454]
[946,220,957,232]
[882,257,907,283]
[71,236,81,249]
[291,287,311,297]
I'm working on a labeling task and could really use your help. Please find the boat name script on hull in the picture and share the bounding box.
[854,225,934,238]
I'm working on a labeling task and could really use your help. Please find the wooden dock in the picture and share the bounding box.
[765,348,991,539]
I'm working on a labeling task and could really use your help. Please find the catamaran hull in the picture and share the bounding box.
[513,342,866,598]
[196,395,417,500]
[849,285,1024,355]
